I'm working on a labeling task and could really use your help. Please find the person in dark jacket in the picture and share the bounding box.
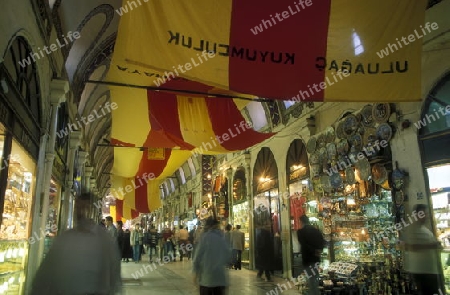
[255,222,274,282]
[117,220,124,259]
[297,215,325,295]
[122,229,133,262]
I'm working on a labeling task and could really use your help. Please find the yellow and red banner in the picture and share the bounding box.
[116,0,426,102]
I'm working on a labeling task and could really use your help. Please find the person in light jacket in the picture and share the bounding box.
[30,197,121,295]
[130,224,143,263]
[193,217,230,295]
[230,224,245,270]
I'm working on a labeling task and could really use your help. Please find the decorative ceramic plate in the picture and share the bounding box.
[337,139,349,155]
[361,104,375,127]
[355,157,371,181]
[363,127,377,146]
[395,190,404,206]
[336,121,345,139]
[317,134,326,148]
[376,123,393,142]
[306,137,317,154]
[330,172,343,188]
[319,147,328,162]
[320,196,332,208]
[372,103,391,124]
[310,151,321,164]
[310,164,321,178]
[326,143,337,161]
[350,134,363,152]
[325,126,336,143]
[343,114,359,137]
[320,175,332,192]
[372,164,388,185]
[345,167,355,184]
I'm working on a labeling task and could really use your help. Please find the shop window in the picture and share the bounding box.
[178,167,186,184]
[420,74,450,135]
[3,36,41,123]
[188,158,196,177]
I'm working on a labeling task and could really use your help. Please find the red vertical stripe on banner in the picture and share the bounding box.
[229,0,331,101]
[116,199,124,222]
[131,209,139,219]
[205,97,273,150]
[134,177,149,213]
[145,90,195,150]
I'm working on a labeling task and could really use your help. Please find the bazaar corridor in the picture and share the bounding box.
[119,257,298,295]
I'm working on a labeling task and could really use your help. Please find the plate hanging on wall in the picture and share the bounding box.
[306,137,317,154]
[372,103,391,124]
[376,123,393,142]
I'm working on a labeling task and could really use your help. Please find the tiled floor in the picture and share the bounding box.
[120,256,303,295]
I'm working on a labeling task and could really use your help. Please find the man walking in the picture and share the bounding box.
[230,224,245,270]
[297,215,325,295]
[178,225,189,261]
[130,224,143,263]
[105,216,117,239]
[403,204,445,295]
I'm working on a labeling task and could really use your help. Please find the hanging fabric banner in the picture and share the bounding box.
[115,0,427,102]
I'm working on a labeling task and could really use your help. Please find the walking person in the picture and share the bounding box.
[122,228,133,262]
[30,197,121,295]
[117,220,124,259]
[297,215,326,295]
[224,224,232,268]
[130,223,143,263]
[188,225,196,260]
[193,216,230,295]
[147,225,159,263]
[402,204,445,295]
[105,216,118,239]
[162,227,174,261]
[255,222,274,282]
[178,225,189,261]
[230,224,245,270]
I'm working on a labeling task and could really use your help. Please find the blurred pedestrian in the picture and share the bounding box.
[117,220,124,258]
[178,225,189,261]
[105,216,118,239]
[30,197,121,295]
[223,224,232,268]
[188,225,197,260]
[193,216,230,295]
[403,204,445,295]
[297,215,325,295]
[255,222,273,282]
[122,228,133,262]
[230,225,245,270]
[130,224,143,263]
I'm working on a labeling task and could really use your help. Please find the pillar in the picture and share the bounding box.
[244,152,255,270]
[25,79,68,294]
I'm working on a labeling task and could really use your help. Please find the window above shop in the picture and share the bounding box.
[188,158,196,177]
[420,73,450,136]
[178,167,186,184]
[245,102,267,131]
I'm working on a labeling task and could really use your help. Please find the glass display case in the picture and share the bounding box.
[232,201,250,264]
[428,165,450,291]
[0,138,35,295]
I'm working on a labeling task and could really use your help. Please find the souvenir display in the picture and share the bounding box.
[376,123,393,142]
[336,121,345,139]
[372,103,391,123]
[343,114,358,137]
[372,164,388,185]
[325,126,336,143]
[306,137,317,154]
[361,104,375,127]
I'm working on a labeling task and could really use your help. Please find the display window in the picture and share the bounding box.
[46,180,60,236]
[0,133,36,295]
[428,165,450,290]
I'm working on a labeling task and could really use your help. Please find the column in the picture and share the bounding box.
[84,166,93,194]
[89,178,97,219]
[244,152,254,270]
[25,80,68,294]
[61,131,81,230]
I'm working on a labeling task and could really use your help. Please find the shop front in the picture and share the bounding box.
[253,147,283,273]
[419,73,450,292]
[302,104,412,294]
[0,37,43,294]
[232,167,250,267]
[285,139,312,277]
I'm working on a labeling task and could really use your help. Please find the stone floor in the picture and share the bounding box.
[120,256,303,295]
